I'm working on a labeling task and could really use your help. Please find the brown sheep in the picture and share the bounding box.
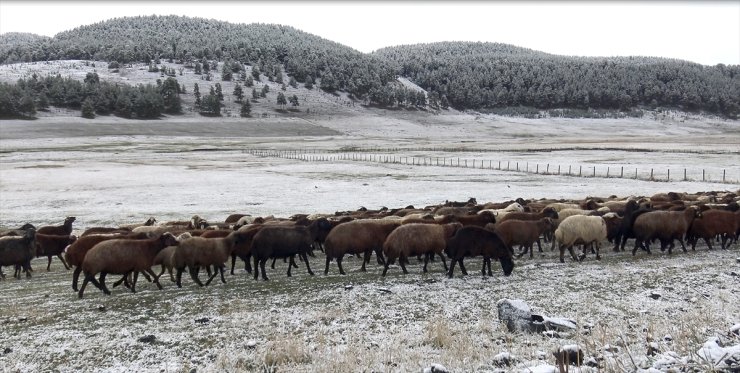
[251,225,315,281]
[490,218,556,258]
[37,216,75,236]
[0,223,36,237]
[448,210,496,227]
[496,207,559,224]
[77,233,178,298]
[323,220,399,275]
[81,227,132,236]
[382,222,462,276]
[632,207,702,255]
[173,231,249,287]
[65,232,149,291]
[686,209,738,250]
[34,233,77,270]
[445,226,514,277]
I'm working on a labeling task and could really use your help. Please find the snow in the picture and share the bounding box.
[1,110,739,371]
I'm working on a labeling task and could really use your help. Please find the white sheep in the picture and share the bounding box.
[554,215,607,263]
[477,202,524,219]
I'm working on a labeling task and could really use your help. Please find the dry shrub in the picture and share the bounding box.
[264,337,312,367]
[425,316,454,349]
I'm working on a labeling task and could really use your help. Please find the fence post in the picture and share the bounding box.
[558,165,560,175]
[607,167,610,178]
[536,164,539,174]
[621,166,624,178]
[667,169,670,181]
[702,169,705,181]
[723,169,726,182]
[684,168,687,181]
[569,165,572,175]
[546,164,549,174]
[650,168,654,180]
[516,162,519,171]
[579,166,582,177]
[593,167,596,177]
[635,168,638,179]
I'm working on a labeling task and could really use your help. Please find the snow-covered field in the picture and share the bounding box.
[1,112,739,372]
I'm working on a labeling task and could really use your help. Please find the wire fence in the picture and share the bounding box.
[242,148,739,185]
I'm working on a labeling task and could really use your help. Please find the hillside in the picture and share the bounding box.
[0,15,738,118]
[374,42,740,118]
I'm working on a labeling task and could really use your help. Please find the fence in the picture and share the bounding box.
[242,148,739,184]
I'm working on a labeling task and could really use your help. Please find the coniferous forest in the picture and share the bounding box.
[0,15,738,119]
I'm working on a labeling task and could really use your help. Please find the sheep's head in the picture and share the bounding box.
[501,257,514,276]
[160,232,179,247]
[65,216,76,225]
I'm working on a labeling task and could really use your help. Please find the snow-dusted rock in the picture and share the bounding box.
[422,363,449,373]
[540,316,577,332]
[521,364,557,373]
[497,299,534,333]
[492,352,516,367]
[730,323,740,336]
[696,336,740,369]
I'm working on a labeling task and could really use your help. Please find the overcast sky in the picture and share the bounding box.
[1,1,738,66]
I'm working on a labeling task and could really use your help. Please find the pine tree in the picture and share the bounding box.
[240,99,251,117]
[305,74,314,90]
[289,76,297,89]
[215,83,223,101]
[194,63,202,75]
[233,84,243,102]
[289,94,299,107]
[199,93,221,116]
[81,98,95,118]
[252,87,259,100]
[276,92,287,109]
[260,84,269,98]
[251,65,261,81]
[245,75,254,87]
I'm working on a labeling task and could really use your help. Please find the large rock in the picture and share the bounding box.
[422,363,449,373]
[497,299,534,333]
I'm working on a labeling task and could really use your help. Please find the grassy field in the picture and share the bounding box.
[0,241,738,372]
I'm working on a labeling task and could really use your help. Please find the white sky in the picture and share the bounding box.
[1,1,738,66]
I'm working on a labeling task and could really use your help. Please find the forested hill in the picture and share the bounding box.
[374,42,740,117]
[1,15,396,100]
[1,15,739,118]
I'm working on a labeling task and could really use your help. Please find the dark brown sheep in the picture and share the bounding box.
[81,227,132,236]
[173,231,249,287]
[35,233,77,270]
[323,220,399,275]
[449,210,496,227]
[0,223,36,237]
[490,218,556,258]
[687,209,738,250]
[65,232,149,291]
[251,225,315,280]
[446,226,514,277]
[613,200,653,251]
[37,216,75,236]
[381,223,462,276]
[78,233,178,298]
[0,229,36,279]
[632,207,702,255]
[496,207,559,223]
[225,213,250,224]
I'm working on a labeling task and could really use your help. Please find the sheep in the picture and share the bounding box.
[0,229,36,279]
[119,217,157,230]
[77,232,178,298]
[34,233,77,270]
[225,213,249,224]
[65,232,150,291]
[381,222,462,276]
[450,210,497,227]
[496,207,559,224]
[173,231,249,287]
[81,227,132,236]
[37,216,76,236]
[446,226,514,277]
[152,232,193,283]
[545,202,581,212]
[323,220,400,275]
[554,215,607,263]
[601,212,623,244]
[612,200,653,251]
[251,225,316,281]
[477,202,524,220]
[632,207,702,255]
[433,206,476,217]
[0,223,36,237]
[686,209,737,250]
[490,218,556,258]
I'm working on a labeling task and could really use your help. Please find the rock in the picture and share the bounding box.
[2,347,11,355]
[97,305,106,312]
[195,317,210,324]
[730,323,740,336]
[553,344,583,366]
[648,292,661,300]
[647,341,660,356]
[344,284,353,290]
[492,352,516,367]
[246,340,257,349]
[497,299,534,333]
[542,330,560,338]
[422,363,449,373]
[540,316,577,332]
[378,288,392,294]
[603,344,620,353]
[585,356,599,367]
[138,335,156,344]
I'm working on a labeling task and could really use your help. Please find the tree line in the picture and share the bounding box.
[0,72,181,119]
[1,17,738,117]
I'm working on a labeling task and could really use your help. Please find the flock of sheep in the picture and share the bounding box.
[1,190,738,299]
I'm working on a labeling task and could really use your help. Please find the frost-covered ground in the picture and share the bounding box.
[0,113,739,372]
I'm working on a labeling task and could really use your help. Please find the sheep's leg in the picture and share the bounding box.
[230,254,237,275]
[140,270,152,282]
[260,259,269,281]
[253,257,260,281]
[438,252,448,271]
[189,266,204,287]
[78,274,91,298]
[205,265,213,277]
[155,265,165,282]
[399,255,409,274]
[324,255,332,275]
[459,259,468,275]
[144,268,163,290]
[338,256,349,275]
[447,258,456,278]
[167,266,175,282]
[595,242,601,260]
[219,265,227,284]
[130,271,139,293]
[176,267,185,288]
[487,258,493,276]
[244,254,252,273]
[375,249,386,265]
[72,266,82,291]
[381,257,391,277]
[578,245,588,262]
[569,246,580,262]
[287,256,295,277]
[359,251,371,272]
[559,245,567,263]
[290,256,299,268]
[99,272,111,295]
[536,238,543,252]
[422,253,429,273]
[47,256,53,271]
[58,254,71,270]
[204,268,219,286]
[300,252,314,276]
[112,275,126,288]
